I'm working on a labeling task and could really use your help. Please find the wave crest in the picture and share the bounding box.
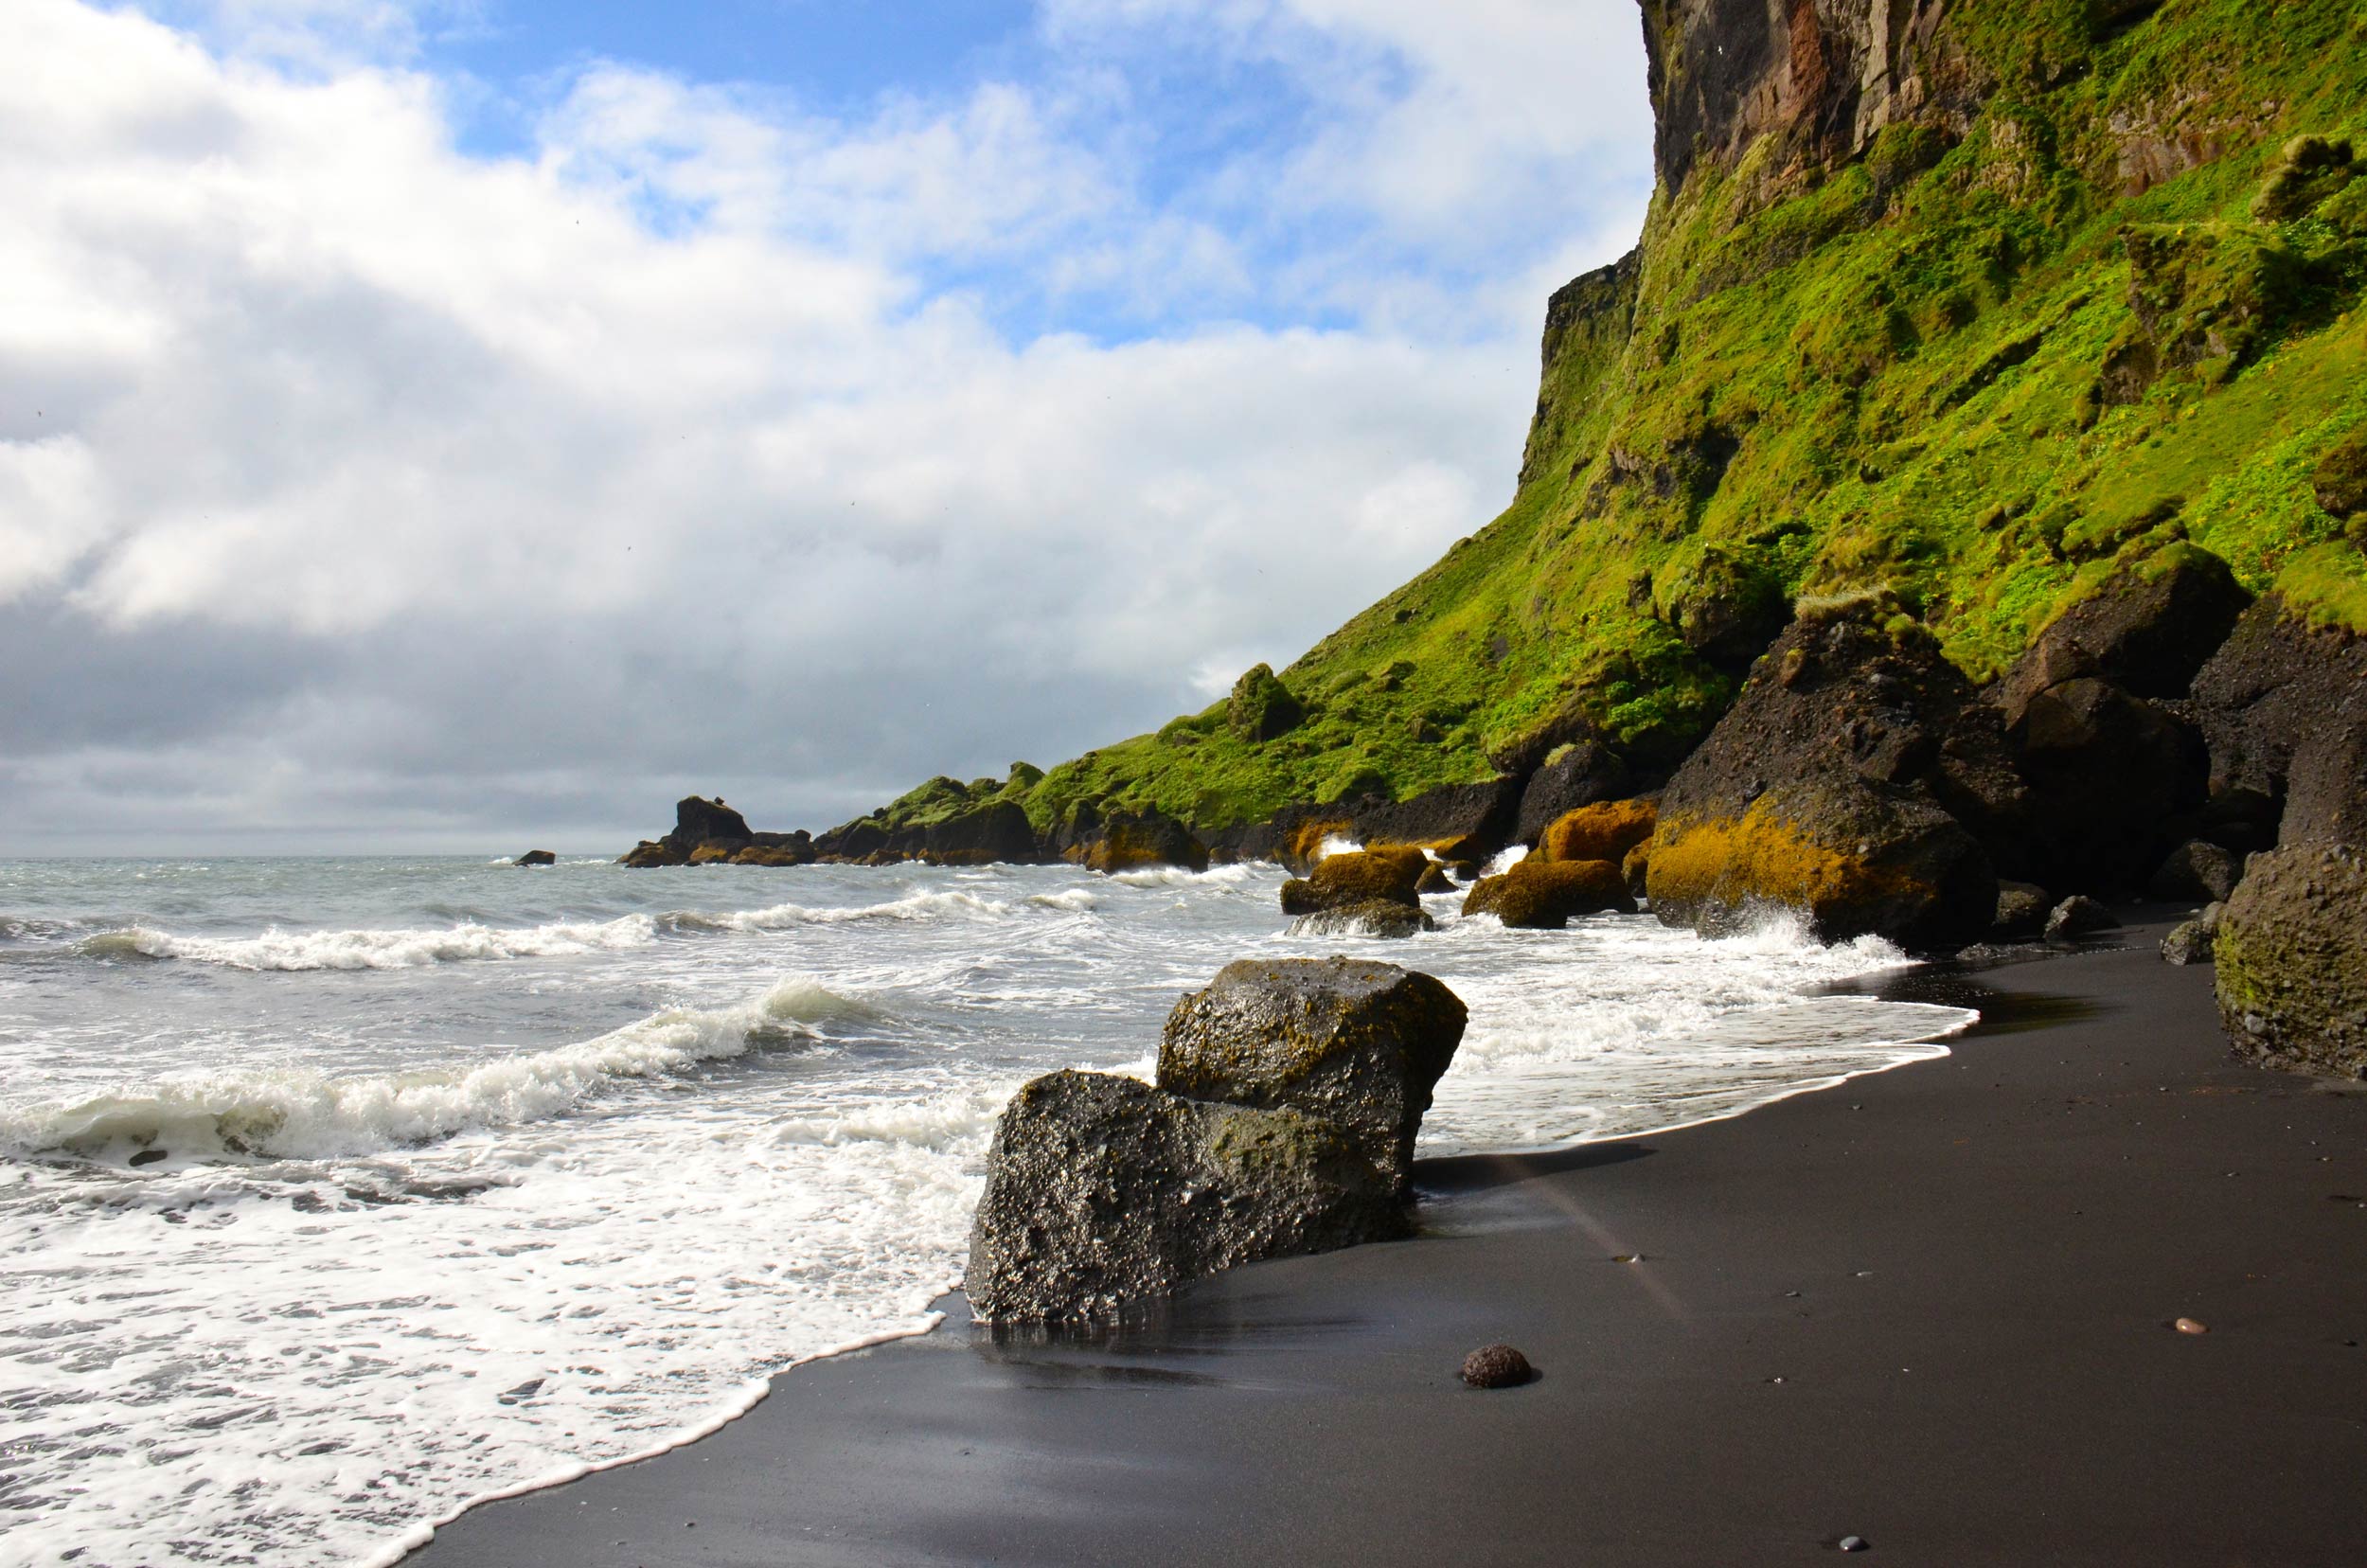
[0,976,872,1163]
[78,917,658,971]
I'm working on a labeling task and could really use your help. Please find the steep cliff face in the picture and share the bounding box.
[1640,0,1975,193]
[827,0,2367,855]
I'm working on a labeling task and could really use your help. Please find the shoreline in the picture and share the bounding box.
[406,916,2367,1566]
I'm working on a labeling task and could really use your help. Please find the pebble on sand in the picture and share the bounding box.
[2175,1317,2209,1335]
[1838,1535,1871,1552]
[1460,1345,1534,1388]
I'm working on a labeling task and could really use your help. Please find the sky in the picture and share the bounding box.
[0,0,1654,854]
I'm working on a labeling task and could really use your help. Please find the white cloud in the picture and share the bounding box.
[0,0,1650,847]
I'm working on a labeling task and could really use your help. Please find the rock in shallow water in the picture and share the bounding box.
[1462,858,1633,928]
[1460,1344,1534,1388]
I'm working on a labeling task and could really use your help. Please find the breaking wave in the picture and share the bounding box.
[663,889,1023,932]
[77,916,659,971]
[0,976,875,1163]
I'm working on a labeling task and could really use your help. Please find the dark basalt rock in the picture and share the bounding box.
[2149,839,2241,904]
[1227,664,1306,742]
[1511,739,1633,845]
[1081,811,1208,875]
[964,1071,1406,1323]
[1460,1344,1534,1389]
[2191,596,2367,821]
[670,795,751,851]
[1344,778,1523,864]
[1646,599,2017,948]
[1286,900,1436,940]
[2044,895,2120,942]
[1463,858,1635,929]
[1987,550,2241,890]
[512,850,556,867]
[1997,547,2251,710]
[2007,676,2206,893]
[2216,845,2367,1078]
[814,816,889,863]
[1279,846,1429,916]
[920,800,1039,866]
[1159,957,1467,1192]
[2280,685,2367,846]
[1993,880,2053,938]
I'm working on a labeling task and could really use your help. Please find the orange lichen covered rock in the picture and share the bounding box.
[1083,811,1210,874]
[1280,818,1356,874]
[1280,846,1428,915]
[688,844,736,864]
[1460,858,1633,928]
[1646,797,1988,944]
[1536,798,1658,864]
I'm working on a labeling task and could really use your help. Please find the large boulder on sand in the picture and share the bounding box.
[968,959,1468,1321]
[964,1072,1405,1322]
[2214,683,2367,1079]
[1279,846,1428,915]
[1646,599,2019,947]
[1157,956,1468,1189]
[2216,846,2367,1078]
[1463,858,1634,928]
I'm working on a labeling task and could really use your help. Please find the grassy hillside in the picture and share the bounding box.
[860,0,2367,848]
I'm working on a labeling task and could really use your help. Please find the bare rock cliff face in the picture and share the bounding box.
[1639,0,1973,192]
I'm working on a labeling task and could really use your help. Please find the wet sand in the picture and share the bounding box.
[409,920,2366,1565]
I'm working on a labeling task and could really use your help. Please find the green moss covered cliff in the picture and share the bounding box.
[845,0,2367,854]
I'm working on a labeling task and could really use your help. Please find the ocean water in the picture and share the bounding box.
[0,854,1975,1568]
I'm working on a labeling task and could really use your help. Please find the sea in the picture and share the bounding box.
[0,851,1977,1568]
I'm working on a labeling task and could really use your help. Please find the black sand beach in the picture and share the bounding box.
[412,921,2366,1566]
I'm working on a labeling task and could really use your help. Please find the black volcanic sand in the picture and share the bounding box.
[412,921,2366,1566]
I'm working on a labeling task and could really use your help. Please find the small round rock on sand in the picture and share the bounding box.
[1460,1345,1534,1388]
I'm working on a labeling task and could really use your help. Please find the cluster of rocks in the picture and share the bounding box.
[967,957,1468,1321]
[618,797,815,868]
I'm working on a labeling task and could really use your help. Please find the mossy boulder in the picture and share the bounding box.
[2251,134,2358,223]
[1646,601,2015,947]
[2216,846,2367,1079]
[2313,425,2367,521]
[964,1071,1407,1323]
[1278,846,1429,916]
[1081,811,1209,874]
[618,839,682,868]
[1462,858,1634,928]
[1227,664,1306,742]
[687,844,735,865]
[1536,798,1659,865]
[1158,956,1468,1190]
